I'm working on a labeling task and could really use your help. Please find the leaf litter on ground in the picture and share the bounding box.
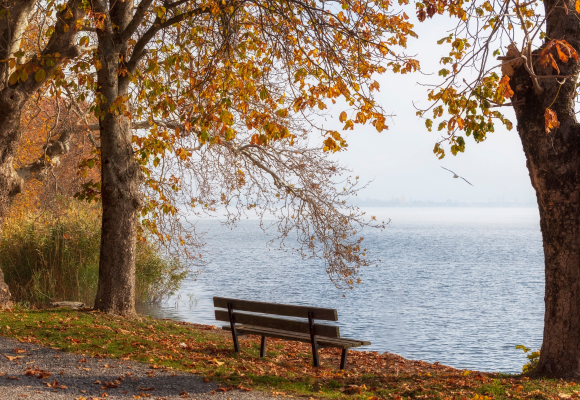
[0,309,578,399]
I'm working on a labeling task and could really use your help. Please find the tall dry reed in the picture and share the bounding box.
[0,201,187,307]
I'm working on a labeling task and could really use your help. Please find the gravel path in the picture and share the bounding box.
[0,335,274,400]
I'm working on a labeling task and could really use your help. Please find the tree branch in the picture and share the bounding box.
[125,7,210,75]
[118,0,156,44]
[16,128,71,182]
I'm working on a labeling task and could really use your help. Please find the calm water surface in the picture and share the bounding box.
[141,207,544,373]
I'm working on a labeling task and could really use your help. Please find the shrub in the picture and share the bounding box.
[516,345,541,373]
[0,200,187,307]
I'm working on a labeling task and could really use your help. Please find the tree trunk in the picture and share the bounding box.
[0,0,88,308]
[93,109,141,317]
[510,0,580,378]
[0,88,30,308]
[93,0,142,317]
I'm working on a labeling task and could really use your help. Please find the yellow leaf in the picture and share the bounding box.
[339,111,347,122]
[545,108,560,133]
[498,75,514,99]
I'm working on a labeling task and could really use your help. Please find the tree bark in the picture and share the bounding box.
[0,89,26,309]
[93,0,142,317]
[510,0,580,379]
[0,0,88,308]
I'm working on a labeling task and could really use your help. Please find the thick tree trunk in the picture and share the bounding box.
[510,0,580,378]
[0,88,30,308]
[93,0,142,317]
[93,110,141,317]
[0,0,87,308]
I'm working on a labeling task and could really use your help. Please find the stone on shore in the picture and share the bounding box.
[50,301,86,309]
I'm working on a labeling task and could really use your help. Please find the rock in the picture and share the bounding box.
[0,268,13,309]
[50,301,86,309]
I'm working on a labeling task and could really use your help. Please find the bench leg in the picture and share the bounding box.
[308,312,319,367]
[340,349,348,370]
[260,336,267,358]
[311,342,319,367]
[227,303,240,353]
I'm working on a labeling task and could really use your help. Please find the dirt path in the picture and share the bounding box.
[0,335,273,399]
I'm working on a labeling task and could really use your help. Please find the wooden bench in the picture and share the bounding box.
[213,297,370,370]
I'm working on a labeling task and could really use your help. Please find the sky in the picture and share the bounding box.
[324,16,538,205]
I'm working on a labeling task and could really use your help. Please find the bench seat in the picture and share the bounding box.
[222,324,370,349]
[214,297,370,369]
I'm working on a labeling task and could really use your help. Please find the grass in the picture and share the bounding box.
[0,309,577,399]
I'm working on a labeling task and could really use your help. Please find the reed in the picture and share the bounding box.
[0,201,187,307]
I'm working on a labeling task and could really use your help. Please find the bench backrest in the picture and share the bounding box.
[213,297,340,338]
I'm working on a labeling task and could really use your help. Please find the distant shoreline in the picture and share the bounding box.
[352,199,538,208]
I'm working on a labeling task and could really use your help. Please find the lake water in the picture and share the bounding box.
[141,207,545,374]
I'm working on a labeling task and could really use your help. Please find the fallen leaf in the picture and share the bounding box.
[23,367,51,379]
[138,387,156,391]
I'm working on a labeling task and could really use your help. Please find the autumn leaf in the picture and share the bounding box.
[538,39,578,71]
[549,54,560,73]
[556,44,569,63]
[498,75,514,99]
[34,68,46,83]
[545,108,560,133]
[417,8,427,21]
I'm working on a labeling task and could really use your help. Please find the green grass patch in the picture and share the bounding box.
[0,309,578,399]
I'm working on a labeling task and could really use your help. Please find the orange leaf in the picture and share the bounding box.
[576,0,580,13]
[560,39,579,61]
[548,54,560,73]
[538,41,557,67]
[545,108,560,133]
[498,75,514,99]
[556,44,569,62]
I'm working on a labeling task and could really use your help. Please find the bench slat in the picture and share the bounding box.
[222,325,370,349]
[215,310,340,338]
[213,297,338,321]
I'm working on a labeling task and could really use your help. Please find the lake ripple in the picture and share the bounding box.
[141,207,544,373]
